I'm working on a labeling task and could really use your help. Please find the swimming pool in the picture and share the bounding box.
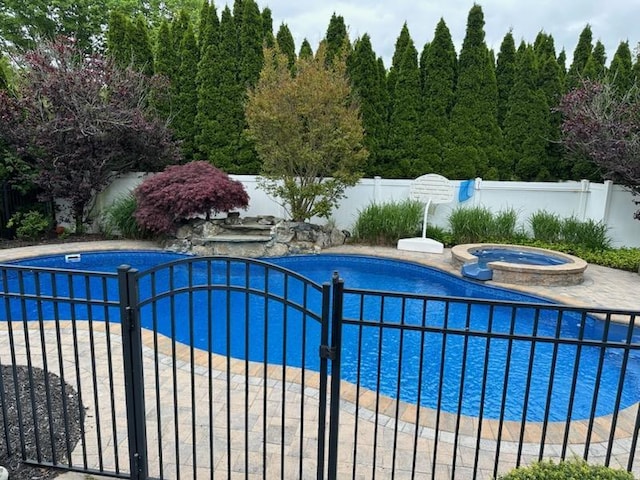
[2,251,639,422]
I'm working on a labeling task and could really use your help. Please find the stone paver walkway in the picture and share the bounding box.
[0,241,637,480]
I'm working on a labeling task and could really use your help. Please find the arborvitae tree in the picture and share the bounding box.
[129,15,154,75]
[533,31,556,60]
[299,38,313,60]
[276,23,296,72]
[535,41,565,179]
[172,25,199,160]
[232,0,244,26]
[387,23,411,111]
[610,41,634,92]
[152,20,175,119]
[238,0,263,87]
[325,13,350,65]
[261,7,274,47]
[387,39,422,178]
[418,42,430,91]
[198,1,219,54]
[503,45,551,180]
[106,10,132,69]
[446,5,504,179]
[634,52,640,85]
[348,34,388,176]
[420,18,457,175]
[171,10,191,53]
[496,31,517,129]
[557,49,567,86]
[197,7,244,171]
[583,40,606,80]
[566,24,593,89]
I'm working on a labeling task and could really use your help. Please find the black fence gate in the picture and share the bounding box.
[1,255,640,480]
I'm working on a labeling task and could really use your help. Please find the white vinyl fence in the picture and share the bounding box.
[94,173,640,248]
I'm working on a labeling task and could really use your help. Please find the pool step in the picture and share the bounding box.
[461,262,493,281]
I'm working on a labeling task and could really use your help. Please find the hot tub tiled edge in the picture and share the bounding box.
[451,243,588,286]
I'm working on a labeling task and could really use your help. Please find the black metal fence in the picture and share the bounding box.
[1,256,639,480]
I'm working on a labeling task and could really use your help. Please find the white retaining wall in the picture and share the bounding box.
[93,173,640,248]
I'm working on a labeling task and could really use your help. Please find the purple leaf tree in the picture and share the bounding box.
[134,161,250,234]
[0,37,181,232]
[558,79,640,219]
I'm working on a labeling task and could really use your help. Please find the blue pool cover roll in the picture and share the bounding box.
[458,179,475,202]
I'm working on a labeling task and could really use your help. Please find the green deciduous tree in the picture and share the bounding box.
[0,0,103,53]
[496,30,517,129]
[246,44,367,221]
[446,5,504,179]
[420,18,457,175]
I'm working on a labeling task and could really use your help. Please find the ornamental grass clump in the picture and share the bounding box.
[352,199,423,245]
[134,161,249,234]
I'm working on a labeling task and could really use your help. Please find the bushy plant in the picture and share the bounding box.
[101,193,150,239]
[529,210,562,243]
[492,207,518,241]
[499,458,634,479]
[563,217,611,250]
[135,161,250,234]
[352,199,423,246]
[7,210,50,240]
[448,206,495,244]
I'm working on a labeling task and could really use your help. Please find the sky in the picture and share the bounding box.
[233,0,640,68]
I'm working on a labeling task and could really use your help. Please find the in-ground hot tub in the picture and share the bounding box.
[451,243,588,286]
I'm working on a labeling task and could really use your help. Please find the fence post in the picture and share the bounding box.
[118,266,148,480]
[316,282,332,480]
[326,273,344,480]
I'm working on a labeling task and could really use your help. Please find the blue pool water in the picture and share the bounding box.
[471,247,568,266]
[2,251,639,422]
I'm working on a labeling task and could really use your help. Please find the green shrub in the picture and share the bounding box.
[529,210,562,243]
[7,210,50,240]
[449,206,519,244]
[352,199,424,245]
[448,206,494,244]
[492,207,518,241]
[530,211,611,251]
[101,193,150,239]
[571,218,611,250]
[499,458,634,479]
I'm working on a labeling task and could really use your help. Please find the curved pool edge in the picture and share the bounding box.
[0,240,163,263]
[2,241,636,317]
[451,243,587,286]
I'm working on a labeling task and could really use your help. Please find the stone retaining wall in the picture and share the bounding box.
[162,215,348,257]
